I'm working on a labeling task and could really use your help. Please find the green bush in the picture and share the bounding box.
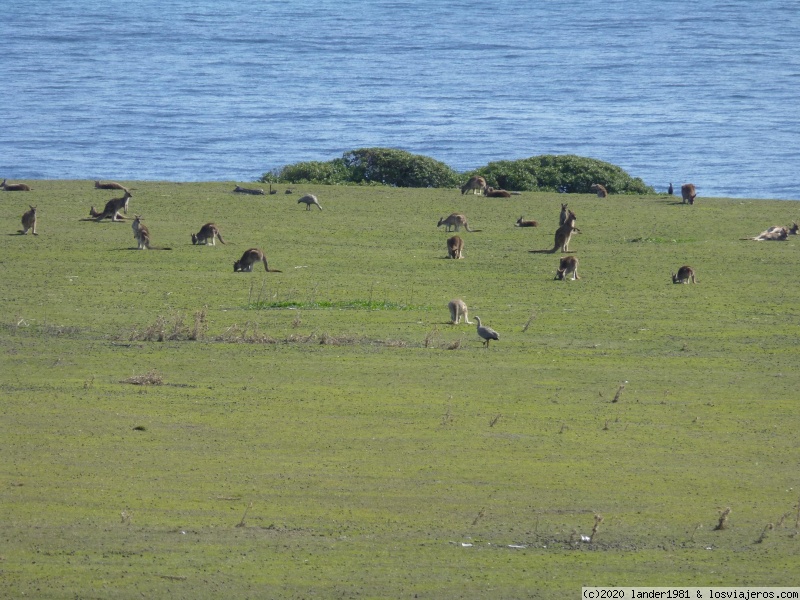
[468,154,654,194]
[263,150,654,194]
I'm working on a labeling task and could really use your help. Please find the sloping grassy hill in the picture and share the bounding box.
[1,181,799,598]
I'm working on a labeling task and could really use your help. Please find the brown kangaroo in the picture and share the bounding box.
[20,205,37,235]
[192,223,226,245]
[131,215,150,250]
[548,210,578,253]
[234,248,282,272]
[437,213,476,232]
[590,183,608,198]
[460,175,486,195]
[740,226,789,241]
[448,299,472,324]
[94,180,129,192]
[681,183,696,205]
[1,178,31,191]
[515,216,538,227]
[233,185,265,195]
[484,186,512,198]
[555,256,579,280]
[559,203,569,226]
[447,235,464,259]
[89,191,132,221]
[672,265,696,284]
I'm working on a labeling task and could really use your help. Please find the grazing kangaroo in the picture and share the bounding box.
[437,213,476,232]
[555,256,579,280]
[447,235,464,259]
[298,194,322,210]
[672,265,696,284]
[590,183,608,198]
[234,248,282,272]
[233,185,265,195]
[681,183,696,205]
[484,186,512,198]
[94,180,129,192]
[448,299,472,324]
[559,203,569,226]
[1,178,31,191]
[740,226,789,241]
[90,190,132,221]
[192,223,226,245]
[20,205,37,235]
[516,216,538,227]
[461,175,486,195]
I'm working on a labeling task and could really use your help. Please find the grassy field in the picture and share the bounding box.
[1,180,799,598]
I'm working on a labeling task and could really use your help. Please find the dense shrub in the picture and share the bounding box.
[262,151,654,194]
[467,155,654,194]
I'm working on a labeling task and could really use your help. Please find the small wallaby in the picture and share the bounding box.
[672,265,696,284]
[437,213,476,232]
[1,178,31,191]
[298,194,322,210]
[233,185,265,195]
[516,216,538,227]
[555,256,579,280]
[20,205,37,235]
[89,191,132,221]
[447,235,464,259]
[192,223,226,245]
[448,299,472,324]
[234,248,282,272]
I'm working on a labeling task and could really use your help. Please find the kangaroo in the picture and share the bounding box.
[448,299,472,324]
[447,235,464,259]
[20,205,37,235]
[1,178,31,191]
[234,248,282,272]
[131,215,150,250]
[740,226,789,241]
[672,265,696,284]
[559,203,569,226]
[590,183,608,198]
[437,213,476,232]
[555,256,579,280]
[89,190,132,221]
[681,183,696,205]
[233,185,265,195]
[541,210,578,253]
[790,222,799,235]
[516,216,538,227]
[298,194,322,210]
[484,186,512,198]
[192,223,226,245]
[460,175,486,195]
[94,180,129,192]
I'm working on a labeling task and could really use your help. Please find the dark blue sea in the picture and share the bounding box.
[2,0,799,199]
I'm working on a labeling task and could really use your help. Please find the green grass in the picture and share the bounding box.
[1,181,800,598]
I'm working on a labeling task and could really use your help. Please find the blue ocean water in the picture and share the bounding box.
[2,0,799,199]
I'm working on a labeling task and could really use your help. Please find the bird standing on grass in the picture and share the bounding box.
[474,316,499,348]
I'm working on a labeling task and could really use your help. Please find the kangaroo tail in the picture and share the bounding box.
[218,233,226,244]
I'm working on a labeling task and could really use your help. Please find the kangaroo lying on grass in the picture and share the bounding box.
[94,180,129,192]
[515,216,538,227]
[1,178,31,191]
[234,248,282,272]
[233,185,265,195]
[740,225,793,241]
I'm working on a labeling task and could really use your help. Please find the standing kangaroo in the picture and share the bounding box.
[460,176,486,195]
[234,248,282,272]
[131,215,150,250]
[192,223,226,245]
[437,213,476,232]
[447,235,464,259]
[548,210,578,253]
[448,299,472,324]
[20,205,37,235]
[681,183,696,205]
[297,194,322,210]
[89,191,132,221]
[590,183,608,198]
[555,256,579,280]
[672,265,696,284]
[559,203,569,226]
[1,178,31,191]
